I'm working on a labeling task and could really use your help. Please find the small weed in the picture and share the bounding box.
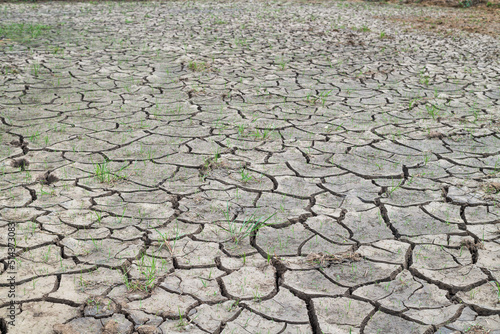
[426,104,438,120]
[251,127,275,140]
[305,90,332,106]
[52,46,62,54]
[388,179,403,196]
[214,18,227,25]
[234,37,248,47]
[29,131,40,142]
[176,307,193,330]
[237,124,246,136]
[318,90,332,106]
[154,227,180,255]
[31,62,41,77]
[409,98,420,110]
[470,103,480,123]
[39,186,55,197]
[0,23,51,44]
[277,58,287,70]
[493,281,500,301]
[139,254,158,289]
[419,69,430,86]
[359,25,370,32]
[90,237,102,251]
[464,324,492,334]
[423,153,430,166]
[470,288,478,299]
[123,275,150,292]
[200,149,223,179]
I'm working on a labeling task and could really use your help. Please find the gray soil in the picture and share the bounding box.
[0,1,499,334]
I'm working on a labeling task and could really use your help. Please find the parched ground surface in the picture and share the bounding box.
[1,1,500,333]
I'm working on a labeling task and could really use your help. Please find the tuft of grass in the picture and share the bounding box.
[123,276,153,292]
[0,23,51,44]
[304,90,332,106]
[187,60,211,72]
[91,159,128,184]
[221,213,276,244]
[138,254,158,290]
[426,104,438,120]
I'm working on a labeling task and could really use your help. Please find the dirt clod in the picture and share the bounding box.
[10,158,29,170]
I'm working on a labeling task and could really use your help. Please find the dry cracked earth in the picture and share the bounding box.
[1,1,500,333]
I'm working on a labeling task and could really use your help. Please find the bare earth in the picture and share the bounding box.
[0,1,499,334]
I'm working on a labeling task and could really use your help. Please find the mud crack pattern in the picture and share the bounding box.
[0,1,499,334]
